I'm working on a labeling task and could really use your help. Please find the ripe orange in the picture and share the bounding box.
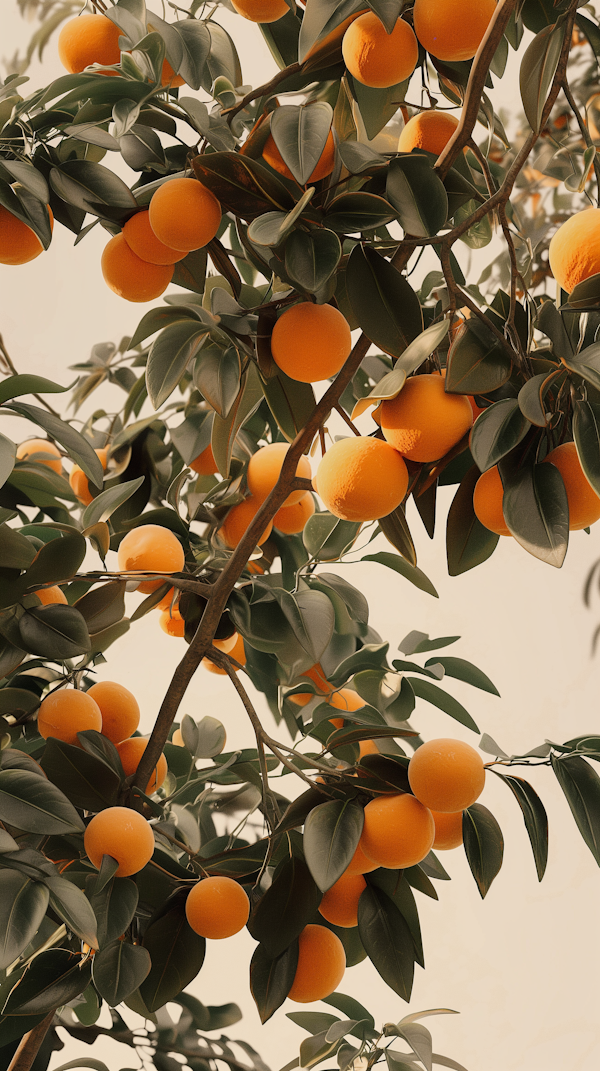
[86,681,140,745]
[344,839,379,876]
[231,0,289,21]
[273,493,315,534]
[218,497,273,549]
[472,465,510,536]
[185,876,250,938]
[203,632,246,674]
[58,14,122,73]
[319,872,366,927]
[329,688,365,712]
[122,210,187,266]
[288,924,346,1002]
[69,447,108,506]
[361,793,435,868]
[548,209,600,293]
[315,436,409,521]
[84,806,155,877]
[161,58,185,87]
[413,0,496,61]
[0,205,53,265]
[359,739,379,757]
[160,605,186,638]
[149,177,221,252]
[408,738,485,812]
[398,110,459,155]
[271,303,352,384]
[117,524,185,593]
[101,234,174,302]
[247,443,312,508]
[380,374,473,462]
[432,809,463,850]
[544,441,600,529]
[116,737,168,794]
[342,13,418,89]
[34,585,67,606]
[190,443,219,475]
[263,130,335,183]
[289,662,332,705]
[16,439,62,474]
[37,689,102,747]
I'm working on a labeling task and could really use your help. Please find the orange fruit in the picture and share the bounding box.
[16,439,62,474]
[548,209,600,293]
[319,872,366,928]
[116,737,168,794]
[263,130,336,183]
[149,177,221,252]
[69,448,108,506]
[155,588,178,611]
[190,443,219,475]
[231,0,289,21]
[247,443,312,508]
[33,585,67,606]
[342,13,418,89]
[101,233,174,302]
[271,303,352,383]
[86,681,140,745]
[432,809,463,850]
[544,441,600,529]
[273,494,316,534]
[117,524,185,593]
[122,210,187,266]
[58,13,122,72]
[203,632,246,674]
[185,876,250,938]
[361,793,435,868]
[0,205,53,265]
[413,0,496,61]
[329,688,364,712]
[172,728,185,746]
[289,663,332,705]
[160,605,186,638]
[344,839,379,876]
[472,465,510,536]
[359,739,379,757]
[380,374,473,462]
[161,58,185,87]
[398,110,459,155]
[218,497,273,549]
[84,806,155,877]
[408,738,485,812]
[288,924,346,1002]
[315,436,409,521]
[37,689,102,747]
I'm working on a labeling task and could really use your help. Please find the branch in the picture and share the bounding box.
[8,1011,55,1071]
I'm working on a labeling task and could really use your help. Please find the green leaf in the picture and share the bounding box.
[0,375,68,404]
[322,992,375,1032]
[303,799,364,892]
[324,192,397,233]
[74,582,126,635]
[361,552,438,598]
[561,342,600,390]
[446,323,512,395]
[49,159,137,219]
[192,152,295,220]
[19,604,90,659]
[284,228,341,293]
[386,155,449,238]
[146,321,208,409]
[303,513,360,561]
[194,341,241,419]
[490,770,548,880]
[462,803,504,897]
[212,362,263,477]
[23,532,86,589]
[40,738,121,813]
[3,948,91,1015]
[271,102,333,185]
[0,524,36,570]
[287,1011,341,1035]
[0,769,84,834]
[519,21,566,134]
[249,855,321,957]
[349,75,411,140]
[140,896,206,1011]
[446,465,499,575]
[424,657,499,695]
[92,940,151,1006]
[345,245,423,358]
[573,399,600,497]
[500,454,568,567]
[407,677,479,733]
[45,876,98,948]
[261,369,317,444]
[171,18,210,90]
[469,399,530,472]
[0,432,15,492]
[5,402,104,486]
[250,940,298,1024]
[82,476,145,527]
[358,885,414,1002]
[0,871,49,970]
[517,372,555,427]
[88,876,139,950]
[551,753,600,865]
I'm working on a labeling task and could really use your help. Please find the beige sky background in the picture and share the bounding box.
[3,6,600,1070]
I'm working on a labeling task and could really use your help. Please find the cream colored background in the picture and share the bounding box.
[2,7,600,1070]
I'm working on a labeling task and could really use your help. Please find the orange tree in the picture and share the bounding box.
[4,0,600,1068]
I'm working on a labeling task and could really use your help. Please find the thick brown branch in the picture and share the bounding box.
[8,1011,55,1071]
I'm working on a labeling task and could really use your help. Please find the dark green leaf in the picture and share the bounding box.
[0,871,49,970]
[0,524,36,570]
[303,800,364,892]
[469,399,530,472]
[551,753,600,866]
[462,803,504,898]
[322,991,375,1032]
[271,102,333,185]
[92,940,151,1006]
[408,677,479,732]
[358,885,414,1001]
[45,876,98,948]
[303,513,361,561]
[261,369,317,443]
[424,656,499,695]
[5,403,104,486]
[3,948,90,1015]
[249,855,321,956]
[285,228,341,293]
[0,433,15,493]
[250,940,298,1024]
[0,375,68,404]
[49,160,137,219]
[23,532,86,589]
[345,245,423,358]
[324,192,397,233]
[40,738,121,812]
[500,453,568,567]
[82,477,145,528]
[146,321,208,409]
[386,155,448,238]
[446,323,511,395]
[573,399,600,497]
[194,341,241,419]
[19,604,90,659]
[140,896,206,1012]
[88,876,139,950]
[517,373,554,427]
[0,769,84,834]
[519,21,566,134]
[74,581,126,635]
[446,465,499,575]
[361,552,438,598]
[490,770,547,880]
[192,152,295,221]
